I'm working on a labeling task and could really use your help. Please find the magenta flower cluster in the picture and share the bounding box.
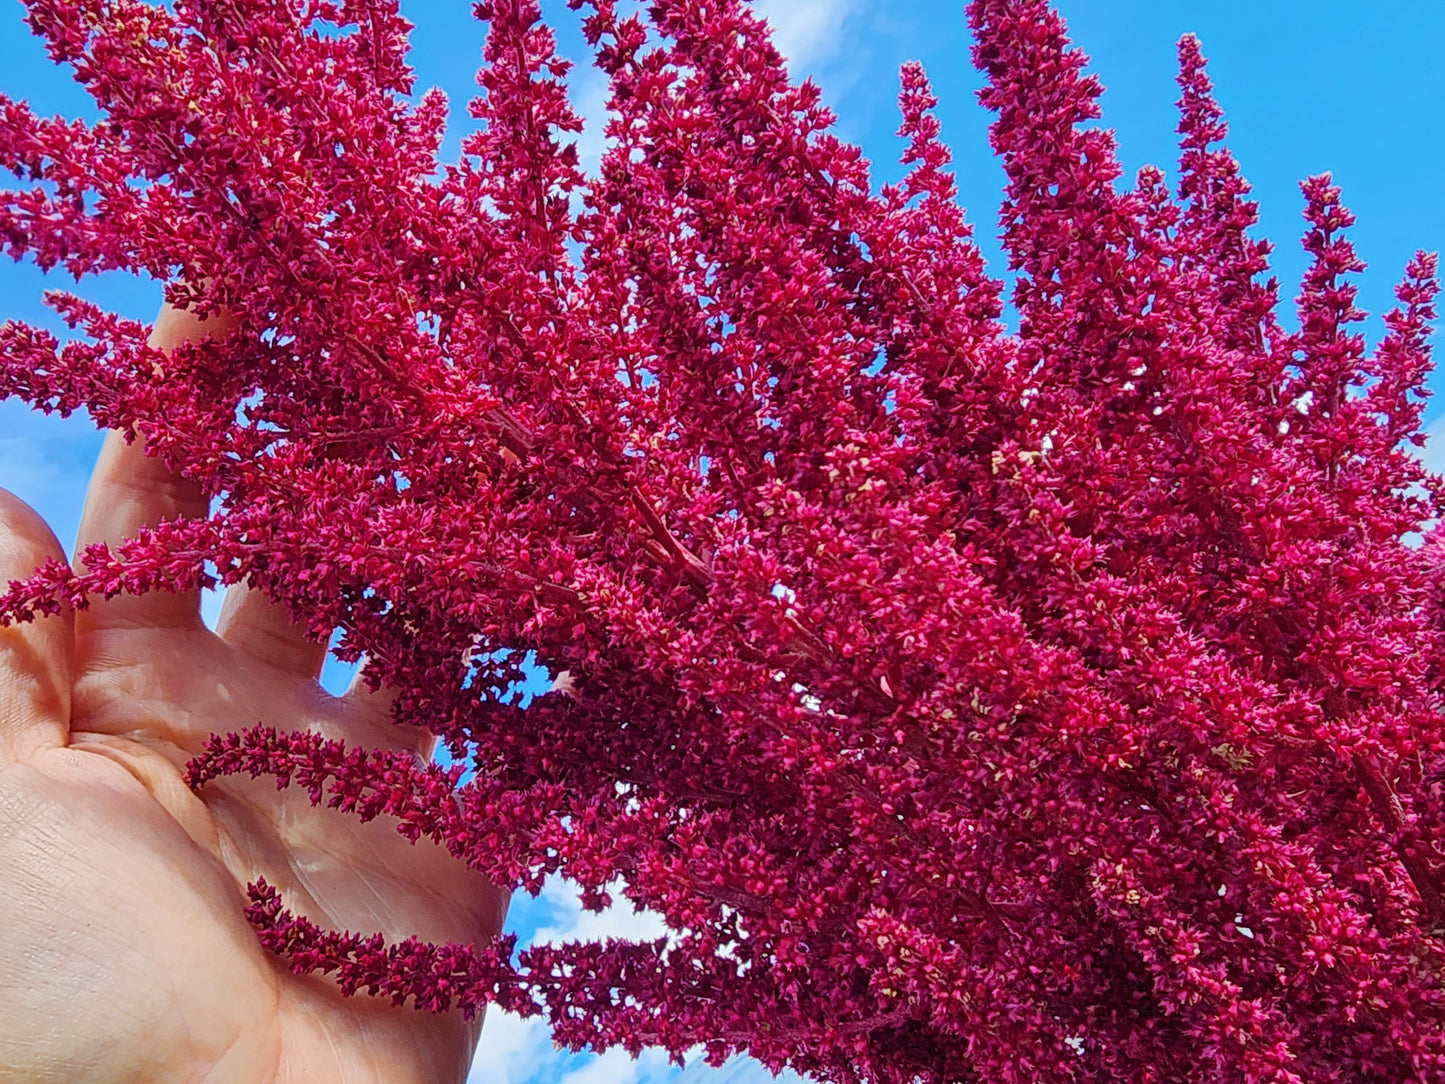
[3,0,1444,1079]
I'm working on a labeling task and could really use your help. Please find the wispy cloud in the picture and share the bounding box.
[470,876,671,1084]
[560,1046,674,1084]
[569,65,614,178]
[674,1056,809,1084]
[532,875,670,948]
[750,0,859,73]
[467,874,809,1083]
[562,0,859,178]
[470,1007,556,1084]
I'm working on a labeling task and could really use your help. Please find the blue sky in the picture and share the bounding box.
[2,1,1444,1081]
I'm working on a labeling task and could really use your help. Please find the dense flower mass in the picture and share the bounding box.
[3,0,1444,1079]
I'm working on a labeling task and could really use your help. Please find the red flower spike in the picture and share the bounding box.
[3,0,1445,1080]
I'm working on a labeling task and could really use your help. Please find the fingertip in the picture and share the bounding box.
[215,582,329,679]
[149,295,237,355]
[0,486,74,762]
[0,487,68,569]
[342,655,399,720]
[341,657,436,758]
[72,427,208,630]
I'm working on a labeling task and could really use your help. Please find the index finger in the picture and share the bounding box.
[71,299,235,632]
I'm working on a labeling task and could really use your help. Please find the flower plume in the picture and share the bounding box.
[2,1,1444,1080]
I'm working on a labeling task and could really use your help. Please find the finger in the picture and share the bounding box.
[215,582,328,679]
[0,489,74,764]
[72,300,234,632]
[341,656,436,757]
[71,429,207,630]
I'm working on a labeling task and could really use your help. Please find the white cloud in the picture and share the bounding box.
[562,0,646,178]
[532,875,671,948]
[464,877,673,1084]
[673,1055,808,1083]
[570,66,615,178]
[477,877,811,1084]
[560,1046,674,1084]
[750,0,859,73]
[469,1007,555,1084]
[562,0,857,179]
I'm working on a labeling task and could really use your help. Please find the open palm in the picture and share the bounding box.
[0,303,509,1083]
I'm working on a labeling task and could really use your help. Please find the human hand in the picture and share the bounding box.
[0,302,509,1083]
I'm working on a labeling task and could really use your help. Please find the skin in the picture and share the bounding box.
[0,301,510,1083]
